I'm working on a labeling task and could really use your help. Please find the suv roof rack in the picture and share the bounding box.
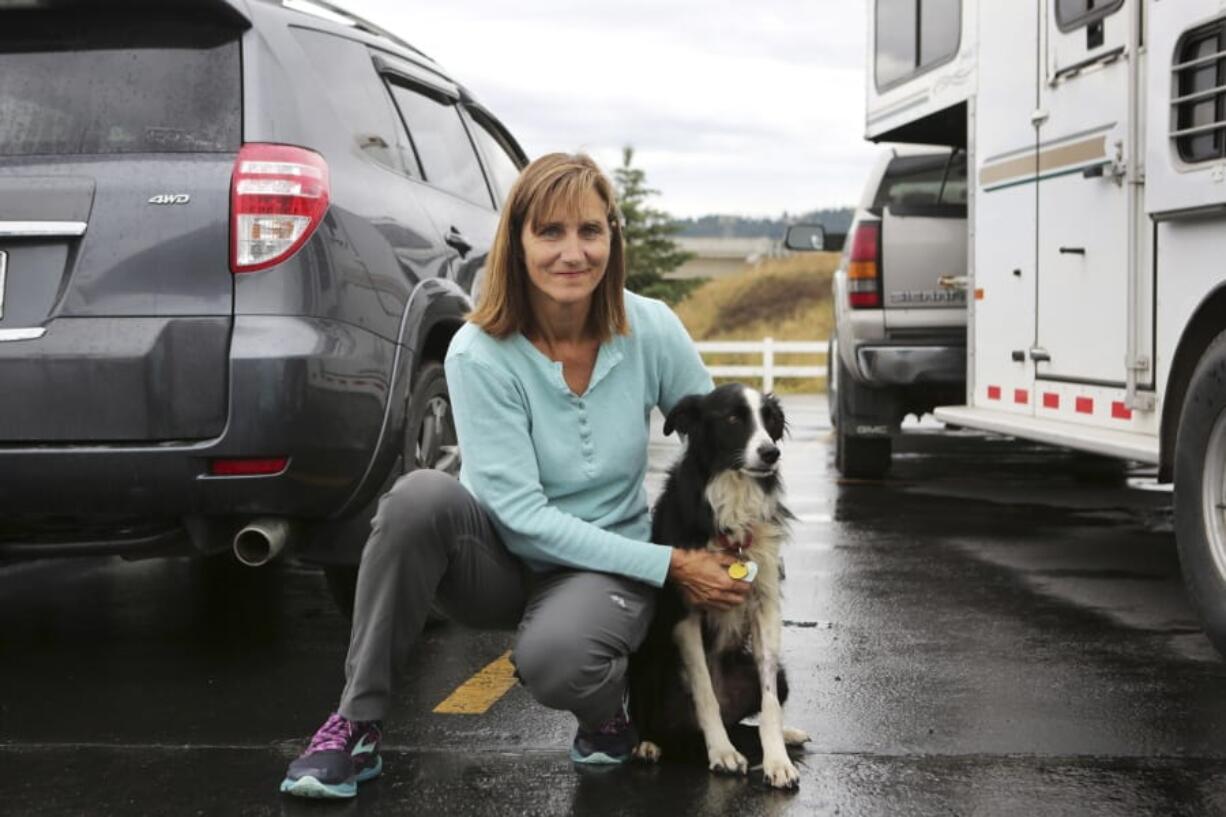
[276,0,434,63]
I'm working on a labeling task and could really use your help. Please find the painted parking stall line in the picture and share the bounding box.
[433,651,519,715]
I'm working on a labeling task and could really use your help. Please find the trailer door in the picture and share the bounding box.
[970,0,1040,417]
[1034,0,1133,387]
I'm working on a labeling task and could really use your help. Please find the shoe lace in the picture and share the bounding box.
[307,712,354,754]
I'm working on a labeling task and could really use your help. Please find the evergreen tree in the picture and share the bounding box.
[613,146,702,305]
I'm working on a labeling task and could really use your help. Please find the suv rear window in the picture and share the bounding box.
[0,14,241,157]
[872,151,967,213]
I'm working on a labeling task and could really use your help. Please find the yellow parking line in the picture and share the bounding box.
[433,650,518,715]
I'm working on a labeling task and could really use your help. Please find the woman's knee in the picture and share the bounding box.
[367,470,468,556]
[512,627,619,711]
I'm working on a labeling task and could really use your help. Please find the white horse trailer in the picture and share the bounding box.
[865,0,1226,652]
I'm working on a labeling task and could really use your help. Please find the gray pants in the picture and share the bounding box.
[338,469,658,728]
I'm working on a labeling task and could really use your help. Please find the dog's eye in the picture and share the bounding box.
[726,414,740,424]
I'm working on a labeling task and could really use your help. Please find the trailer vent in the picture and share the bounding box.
[1172,21,1226,163]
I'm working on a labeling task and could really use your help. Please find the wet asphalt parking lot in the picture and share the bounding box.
[5,395,1226,816]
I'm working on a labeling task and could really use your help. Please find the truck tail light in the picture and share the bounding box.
[847,221,881,309]
[230,143,330,274]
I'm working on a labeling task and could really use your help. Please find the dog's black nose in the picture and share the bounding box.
[759,444,780,465]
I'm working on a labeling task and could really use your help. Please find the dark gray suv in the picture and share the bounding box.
[0,0,525,607]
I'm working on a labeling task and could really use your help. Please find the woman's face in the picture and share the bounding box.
[521,188,611,318]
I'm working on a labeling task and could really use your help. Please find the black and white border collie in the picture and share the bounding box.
[629,383,807,789]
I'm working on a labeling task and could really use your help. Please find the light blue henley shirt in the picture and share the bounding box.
[444,290,714,587]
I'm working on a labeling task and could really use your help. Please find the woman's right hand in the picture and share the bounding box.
[667,548,752,611]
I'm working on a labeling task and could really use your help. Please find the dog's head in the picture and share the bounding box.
[663,383,786,477]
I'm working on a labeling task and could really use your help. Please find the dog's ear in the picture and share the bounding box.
[761,392,787,441]
[663,394,703,438]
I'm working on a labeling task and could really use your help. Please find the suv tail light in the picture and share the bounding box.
[230,143,330,274]
[847,221,881,309]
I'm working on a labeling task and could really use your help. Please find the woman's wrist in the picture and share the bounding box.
[667,547,685,583]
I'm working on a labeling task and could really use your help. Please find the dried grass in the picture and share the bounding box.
[673,252,838,394]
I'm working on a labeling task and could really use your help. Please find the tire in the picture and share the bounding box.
[833,354,892,478]
[1174,330,1226,656]
[323,360,459,619]
[835,427,892,478]
[404,360,461,477]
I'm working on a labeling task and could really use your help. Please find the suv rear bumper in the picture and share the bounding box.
[0,315,397,539]
[856,344,965,386]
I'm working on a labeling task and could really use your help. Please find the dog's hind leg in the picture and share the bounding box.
[673,614,747,775]
[752,602,800,789]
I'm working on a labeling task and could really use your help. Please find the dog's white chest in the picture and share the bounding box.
[704,472,777,533]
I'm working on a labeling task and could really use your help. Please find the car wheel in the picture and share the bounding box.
[1175,330,1226,657]
[833,354,892,478]
[323,360,459,620]
[405,360,461,476]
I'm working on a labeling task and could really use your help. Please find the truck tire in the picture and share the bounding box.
[1174,329,1226,656]
[835,427,892,478]
[834,355,892,478]
[323,360,458,619]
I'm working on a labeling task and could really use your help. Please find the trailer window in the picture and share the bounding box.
[875,0,961,91]
[1173,22,1226,164]
[1055,0,1124,33]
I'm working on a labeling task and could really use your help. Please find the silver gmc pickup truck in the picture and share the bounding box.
[788,145,968,477]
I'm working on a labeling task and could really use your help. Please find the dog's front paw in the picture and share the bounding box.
[707,744,748,775]
[633,740,662,763]
[762,755,800,789]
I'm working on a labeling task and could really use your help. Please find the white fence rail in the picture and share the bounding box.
[694,338,829,392]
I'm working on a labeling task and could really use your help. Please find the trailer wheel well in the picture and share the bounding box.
[1160,284,1226,482]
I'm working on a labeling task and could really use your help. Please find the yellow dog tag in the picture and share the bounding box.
[728,560,758,583]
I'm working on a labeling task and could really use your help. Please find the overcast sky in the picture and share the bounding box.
[337,0,878,219]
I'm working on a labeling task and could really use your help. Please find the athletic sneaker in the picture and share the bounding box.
[280,712,383,798]
[570,704,637,765]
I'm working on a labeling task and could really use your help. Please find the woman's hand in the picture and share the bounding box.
[667,548,752,611]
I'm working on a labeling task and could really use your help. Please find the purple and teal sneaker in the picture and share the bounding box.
[280,712,383,798]
[570,704,637,765]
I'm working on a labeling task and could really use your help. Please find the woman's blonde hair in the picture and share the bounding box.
[468,152,628,341]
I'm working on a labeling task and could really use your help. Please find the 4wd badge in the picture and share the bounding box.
[147,194,191,205]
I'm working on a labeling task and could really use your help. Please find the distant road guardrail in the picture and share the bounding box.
[694,338,829,392]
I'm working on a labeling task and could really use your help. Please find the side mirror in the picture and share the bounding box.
[784,223,825,252]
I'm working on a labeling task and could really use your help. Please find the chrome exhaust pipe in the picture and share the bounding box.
[233,518,290,567]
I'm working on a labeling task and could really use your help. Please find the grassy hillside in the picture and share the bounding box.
[673,252,839,394]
